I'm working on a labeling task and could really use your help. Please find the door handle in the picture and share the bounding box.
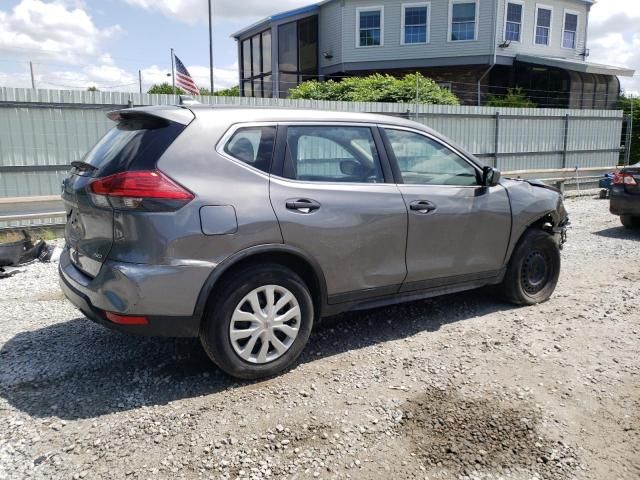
[286,199,321,213]
[410,200,437,214]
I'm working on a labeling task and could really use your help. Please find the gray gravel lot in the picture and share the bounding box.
[0,196,638,480]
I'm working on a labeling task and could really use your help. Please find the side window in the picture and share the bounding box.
[562,12,578,49]
[224,126,276,173]
[450,1,477,41]
[535,7,552,45]
[505,2,523,42]
[284,126,384,183]
[384,129,478,186]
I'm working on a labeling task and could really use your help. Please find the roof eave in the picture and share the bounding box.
[231,3,322,40]
[516,54,635,77]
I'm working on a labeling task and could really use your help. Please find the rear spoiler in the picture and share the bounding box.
[107,106,195,126]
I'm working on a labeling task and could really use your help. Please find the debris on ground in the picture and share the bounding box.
[0,231,62,278]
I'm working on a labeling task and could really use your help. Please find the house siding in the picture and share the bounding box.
[495,0,589,60]
[335,0,496,65]
[319,1,344,69]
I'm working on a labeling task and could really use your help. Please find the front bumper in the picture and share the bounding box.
[59,248,210,337]
[610,187,640,217]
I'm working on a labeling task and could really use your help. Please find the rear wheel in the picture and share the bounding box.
[200,264,314,379]
[498,229,561,306]
[620,215,640,229]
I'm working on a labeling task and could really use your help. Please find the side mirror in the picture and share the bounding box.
[482,166,501,187]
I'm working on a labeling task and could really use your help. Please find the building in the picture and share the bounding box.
[232,0,634,108]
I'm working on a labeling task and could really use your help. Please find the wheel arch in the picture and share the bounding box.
[505,210,560,266]
[193,244,328,322]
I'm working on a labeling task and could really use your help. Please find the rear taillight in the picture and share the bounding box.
[613,172,638,186]
[89,170,194,210]
[613,172,623,185]
[105,311,149,326]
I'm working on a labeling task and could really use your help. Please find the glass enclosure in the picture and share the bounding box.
[240,29,273,98]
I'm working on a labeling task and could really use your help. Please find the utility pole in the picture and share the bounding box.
[138,70,143,96]
[170,48,176,95]
[630,95,634,166]
[29,61,36,89]
[208,0,215,94]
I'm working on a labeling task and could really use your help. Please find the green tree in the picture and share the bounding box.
[288,73,459,105]
[87,86,99,92]
[213,85,240,97]
[486,88,536,108]
[620,94,640,166]
[147,83,184,95]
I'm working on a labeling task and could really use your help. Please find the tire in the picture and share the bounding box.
[200,263,314,380]
[620,215,640,229]
[498,229,561,306]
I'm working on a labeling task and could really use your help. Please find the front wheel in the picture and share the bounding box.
[200,264,314,380]
[620,215,640,229]
[498,229,561,306]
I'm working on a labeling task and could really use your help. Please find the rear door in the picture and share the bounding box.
[269,123,408,303]
[381,126,512,292]
[62,112,188,277]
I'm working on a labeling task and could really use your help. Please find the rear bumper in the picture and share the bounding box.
[58,248,210,337]
[610,188,640,216]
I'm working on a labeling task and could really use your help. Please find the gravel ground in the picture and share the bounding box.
[0,196,638,480]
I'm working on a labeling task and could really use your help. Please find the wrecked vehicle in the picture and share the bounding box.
[59,106,569,379]
[0,231,58,278]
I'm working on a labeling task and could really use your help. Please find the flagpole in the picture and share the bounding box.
[170,48,176,95]
[208,0,214,94]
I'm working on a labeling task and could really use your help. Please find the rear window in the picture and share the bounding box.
[223,126,276,173]
[79,117,185,177]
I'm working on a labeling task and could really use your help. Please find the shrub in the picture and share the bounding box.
[288,73,459,105]
[486,88,536,108]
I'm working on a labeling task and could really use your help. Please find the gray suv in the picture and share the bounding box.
[59,106,568,379]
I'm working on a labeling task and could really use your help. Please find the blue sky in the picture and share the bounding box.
[0,0,638,93]
[0,0,310,91]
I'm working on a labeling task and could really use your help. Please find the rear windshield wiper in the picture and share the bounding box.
[71,161,98,173]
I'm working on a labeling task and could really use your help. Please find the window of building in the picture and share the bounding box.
[562,11,578,49]
[242,39,251,80]
[284,126,384,183]
[401,3,429,44]
[224,126,276,173]
[384,129,478,186]
[277,16,319,98]
[357,8,383,47]
[450,1,477,41]
[535,6,552,46]
[240,29,273,98]
[505,2,523,42]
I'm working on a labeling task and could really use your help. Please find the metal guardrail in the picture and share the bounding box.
[503,166,616,191]
[0,212,66,223]
[1,166,619,229]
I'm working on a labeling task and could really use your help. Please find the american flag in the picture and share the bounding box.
[174,55,199,95]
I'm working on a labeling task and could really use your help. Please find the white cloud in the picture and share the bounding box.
[123,0,311,24]
[0,0,122,65]
[588,0,640,95]
[1,61,239,92]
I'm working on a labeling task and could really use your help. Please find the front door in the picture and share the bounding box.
[270,124,408,303]
[382,127,512,292]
